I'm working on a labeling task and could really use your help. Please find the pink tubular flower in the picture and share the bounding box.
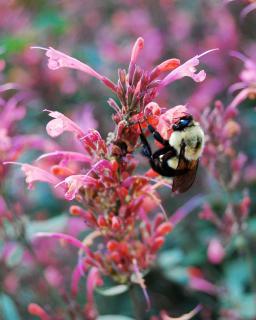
[36,151,91,165]
[4,162,60,189]
[188,268,219,295]
[85,267,103,320]
[32,46,116,92]
[28,303,50,320]
[35,37,217,154]
[226,51,256,115]
[130,37,144,65]
[80,129,108,157]
[34,232,89,253]
[44,109,85,138]
[0,83,57,182]
[160,49,219,87]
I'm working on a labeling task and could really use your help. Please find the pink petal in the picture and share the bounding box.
[55,175,101,200]
[71,263,84,297]
[160,49,219,87]
[86,267,103,303]
[32,46,116,92]
[4,162,60,189]
[35,232,88,252]
[28,303,50,320]
[80,129,108,157]
[130,37,144,65]
[189,276,219,295]
[37,151,91,165]
[12,135,59,153]
[44,110,85,138]
[226,88,252,115]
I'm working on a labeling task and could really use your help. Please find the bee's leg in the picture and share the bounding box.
[148,125,169,146]
[139,129,153,158]
[148,146,176,176]
[151,147,187,177]
[152,145,177,160]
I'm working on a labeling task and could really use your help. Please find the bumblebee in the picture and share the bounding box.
[140,115,205,193]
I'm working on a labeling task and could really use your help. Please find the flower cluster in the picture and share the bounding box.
[10,37,216,319]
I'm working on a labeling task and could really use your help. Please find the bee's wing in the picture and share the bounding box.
[172,144,199,193]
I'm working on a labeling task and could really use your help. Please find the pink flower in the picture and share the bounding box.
[227,51,256,112]
[16,37,218,315]
[85,267,103,320]
[28,303,50,320]
[44,109,85,138]
[56,175,102,200]
[36,151,91,165]
[160,49,219,87]
[188,268,219,295]
[32,46,116,92]
[34,232,89,252]
[4,162,60,189]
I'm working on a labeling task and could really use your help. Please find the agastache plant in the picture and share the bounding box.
[9,38,216,319]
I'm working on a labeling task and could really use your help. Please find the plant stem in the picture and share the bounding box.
[130,285,142,320]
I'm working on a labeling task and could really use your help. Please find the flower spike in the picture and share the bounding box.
[32,46,117,92]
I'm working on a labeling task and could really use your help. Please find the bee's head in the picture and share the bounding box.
[172,115,193,131]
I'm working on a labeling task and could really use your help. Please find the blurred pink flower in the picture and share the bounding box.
[188,268,219,295]
[207,238,225,264]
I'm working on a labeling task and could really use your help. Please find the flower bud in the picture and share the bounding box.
[111,216,121,231]
[151,236,164,252]
[156,222,173,236]
[28,303,50,320]
[107,240,119,251]
[110,251,121,263]
[51,165,73,177]
[207,238,225,264]
[97,215,108,228]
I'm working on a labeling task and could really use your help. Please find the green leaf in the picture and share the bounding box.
[33,10,67,35]
[25,214,68,240]
[158,249,184,268]
[0,36,30,55]
[0,294,21,320]
[237,294,256,319]
[225,259,249,299]
[96,285,129,296]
